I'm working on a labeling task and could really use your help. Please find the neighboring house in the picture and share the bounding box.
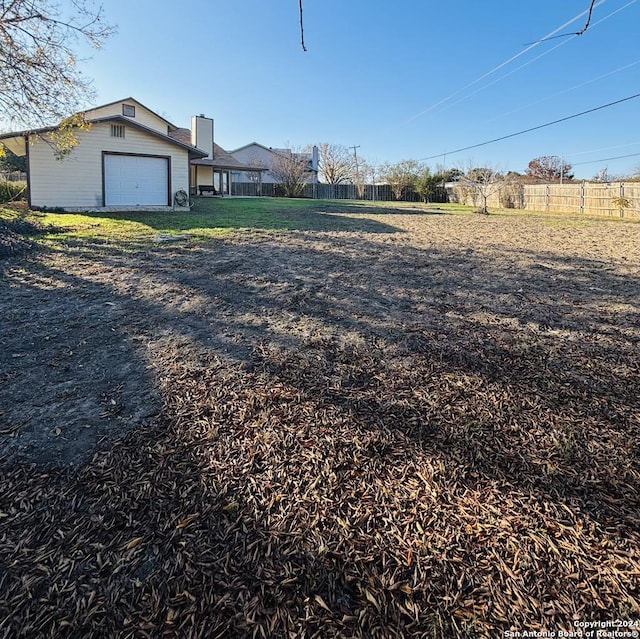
[0,98,209,211]
[170,116,267,197]
[230,143,319,185]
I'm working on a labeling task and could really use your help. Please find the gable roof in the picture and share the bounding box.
[229,142,273,154]
[0,115,208,159]
[230,142,318,172]
[84,97,178,128]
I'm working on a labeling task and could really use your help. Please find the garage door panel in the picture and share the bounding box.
[104,154,169,206]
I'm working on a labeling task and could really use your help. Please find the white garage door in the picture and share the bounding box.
[104,154,169,206]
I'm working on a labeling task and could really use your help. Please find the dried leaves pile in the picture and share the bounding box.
[0,215,43,258]
[1,212,639,638]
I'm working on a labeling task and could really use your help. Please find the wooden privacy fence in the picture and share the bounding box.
[0,171,27,182]
[523,183,640,217]
[231,179,639,217]
[231,182,399,200]
[452,182,640,218]
[230,182,448,202]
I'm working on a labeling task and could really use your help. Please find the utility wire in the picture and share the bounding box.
[576,0,598,34]
[395,1,607,127]
[569,141,640,156]
[299,0,307,52]
[414,0,638,121]
[442,36,573,115]
[418,92,640,161]
[525,0,598,43]
[573,151,640,166]
[484,57,640,125]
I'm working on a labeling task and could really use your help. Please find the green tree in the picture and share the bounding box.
[381,159,421,201]
[414,167,437,203]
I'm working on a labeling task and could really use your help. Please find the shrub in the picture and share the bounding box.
[0,180,27,203]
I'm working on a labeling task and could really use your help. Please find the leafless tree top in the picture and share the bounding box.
[0,0,116,127]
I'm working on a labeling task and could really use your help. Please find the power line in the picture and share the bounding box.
[415,0,639,122]
[484,57,640,125]
[525,0,598,43]
[569,141,640,157]
[573,151,640,166]
[418,92,640,162]
[442,37,574,115]
[394,1,607,128]
[527,0,637,44]
[298,0,307,52]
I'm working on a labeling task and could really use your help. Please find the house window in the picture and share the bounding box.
[111,124,126,138]
[122,104,136,117]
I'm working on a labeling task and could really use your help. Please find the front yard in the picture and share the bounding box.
[0,199,639,637]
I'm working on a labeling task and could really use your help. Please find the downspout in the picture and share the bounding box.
[25,134,32,209]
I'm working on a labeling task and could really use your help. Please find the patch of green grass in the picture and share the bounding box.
[32,197,429,240]
[4,198,636,248]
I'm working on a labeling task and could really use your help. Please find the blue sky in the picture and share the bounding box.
[43,1,640,178]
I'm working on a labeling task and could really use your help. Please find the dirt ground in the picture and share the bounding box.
[0,207,639,637]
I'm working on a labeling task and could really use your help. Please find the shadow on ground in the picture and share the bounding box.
[0,224,638,637]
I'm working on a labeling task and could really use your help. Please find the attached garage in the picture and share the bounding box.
[0,98,208,212]
[103,153,170,206]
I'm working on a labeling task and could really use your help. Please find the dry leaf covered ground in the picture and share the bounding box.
[0,203,639,638]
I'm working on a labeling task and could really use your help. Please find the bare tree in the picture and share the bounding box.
[317,143,354,185]
[459,166,505,214]
[0,1,115,128]
[354,159,373,199]
[0,1,115,160]
[270,151,310,197]
[526,156,573,182]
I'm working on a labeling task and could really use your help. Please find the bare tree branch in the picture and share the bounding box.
[270,150,310,197]
[0,0,116,128]
[317,143,355,185]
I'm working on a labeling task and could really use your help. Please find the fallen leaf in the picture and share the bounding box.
[124,536,144,550]
[314,594,332,613]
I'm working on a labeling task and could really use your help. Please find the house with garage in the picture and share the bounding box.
[0,98,211,211]
[0,97,268,210]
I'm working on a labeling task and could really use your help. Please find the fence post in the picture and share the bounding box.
[580,182,584,215]
[619,182,625,218]
[546,184,549,212]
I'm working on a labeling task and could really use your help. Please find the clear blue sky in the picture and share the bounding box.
[59,1,640,178]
